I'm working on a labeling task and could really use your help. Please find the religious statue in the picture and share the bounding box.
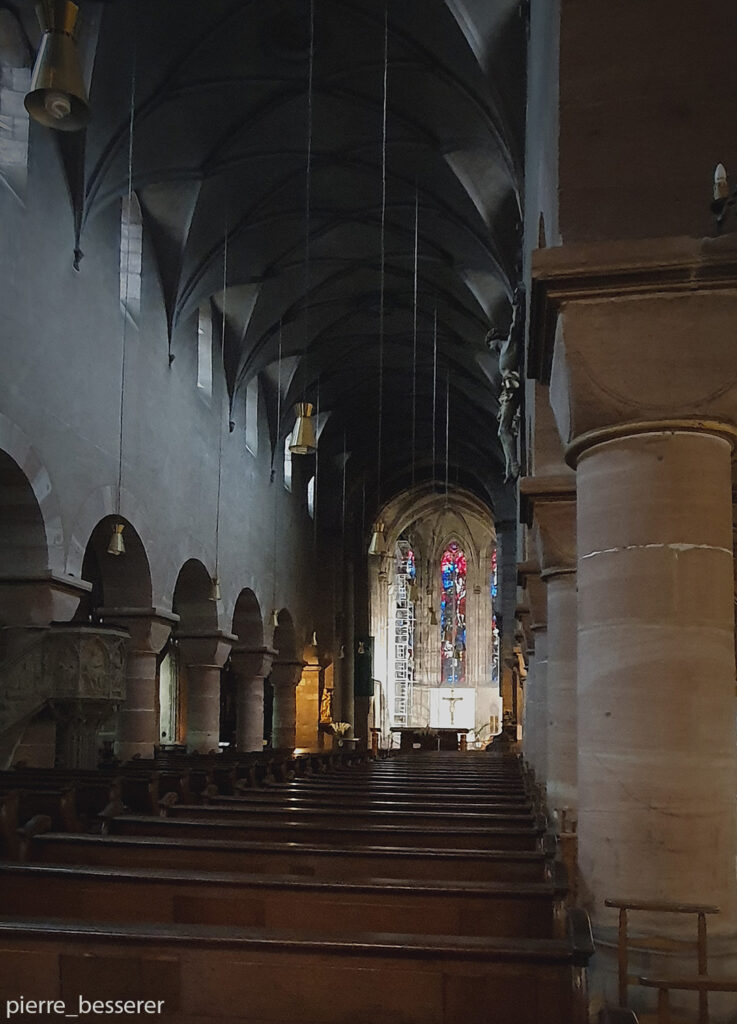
[486,284,525,482]
[319,686,333,725]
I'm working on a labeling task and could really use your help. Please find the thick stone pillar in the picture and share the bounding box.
[99,609,178,762]
[179,631,235,753]
[528,624,548,788]
[576,428,737,942]
[534,501,577,820]
[497,524,519,717]
[270,659,305,750]
[230,645,276,753]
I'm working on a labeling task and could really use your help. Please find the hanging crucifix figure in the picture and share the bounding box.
[443,689,462,726]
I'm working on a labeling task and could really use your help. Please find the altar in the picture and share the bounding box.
[390,727,469,752]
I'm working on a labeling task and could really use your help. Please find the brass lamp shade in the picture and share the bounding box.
[270,608,279,628]
[289,402,317,455]
[107,522,125,557]
[368,522,387,557]
[25,2,90,131]
[208,576,221,602]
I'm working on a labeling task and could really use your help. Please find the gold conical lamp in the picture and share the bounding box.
[208,576,221,602]
[25,1,90,131]
[107,522,125,557]
[270,608,279,628]
[289,402,317,455]
[368,521,387,556]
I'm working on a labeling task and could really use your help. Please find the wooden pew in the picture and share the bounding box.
[160,801,535,829]
[0,860,568,939]
[0,909,594,1024]
[22,832,554,883]
[104,812,547,852]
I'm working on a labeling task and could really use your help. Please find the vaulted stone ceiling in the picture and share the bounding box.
[22,0,527,521]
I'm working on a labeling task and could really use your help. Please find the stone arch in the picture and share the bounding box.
[232,588,263,647]
[0,448,49,577]
[66,484,157,584]
[272,608,297,660]
[173,559,218,633]
[74,515,152,621]
[0,413,64,574]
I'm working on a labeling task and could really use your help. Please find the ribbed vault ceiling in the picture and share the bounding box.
[30,0,527,521]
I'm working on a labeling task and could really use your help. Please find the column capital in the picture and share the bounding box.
[533,499,577,580]
[178,630,236,668]
[230,645,277,680]
[566,419,737,469]
[98,607,178,654]
[270,659,306,689]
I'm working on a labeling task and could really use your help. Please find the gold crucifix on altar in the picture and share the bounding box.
[442,688,462,726]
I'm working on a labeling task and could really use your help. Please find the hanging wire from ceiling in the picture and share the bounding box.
[411,184,419,490]
[376,0,388,508]
[444,367,450,506]
[109,52,136,557]
[271,321,284,624]
[431,304,438,488]
[313,374,320,549]
[211,221,228,599]
[303,0,315,398]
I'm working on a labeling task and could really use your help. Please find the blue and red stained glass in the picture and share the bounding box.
[440,541,467,685]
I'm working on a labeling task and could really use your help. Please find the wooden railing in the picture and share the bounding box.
[637,974,737,1024]
[604,897,720,1023]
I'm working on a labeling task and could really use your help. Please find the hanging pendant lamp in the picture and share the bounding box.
[106,522,125,557]
[368,521,387,557]
[270,608,279,628]
[25,1,90,131]
[289,402,317,455]
[429,605,438,627]
[208,576,221,602]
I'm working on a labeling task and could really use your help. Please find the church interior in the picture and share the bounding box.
[0,1,736,1021]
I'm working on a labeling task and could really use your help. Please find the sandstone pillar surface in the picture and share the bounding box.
[99,609,177,762]
[576,429,737,942]
[270,659,305,750]
[230,646,276,752]
[535,500,578,821]
[179,632,235,753]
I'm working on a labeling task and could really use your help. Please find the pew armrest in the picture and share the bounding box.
[599,1010,639,1024]
[17,814,52,838]
[567,907,594,965]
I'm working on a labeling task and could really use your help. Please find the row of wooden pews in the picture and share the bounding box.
[0,749,594,1023]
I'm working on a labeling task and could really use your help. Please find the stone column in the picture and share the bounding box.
[522,569,548,789]
[296,656,323,749]
[497,523,519,717]
[230,645,276,753]
[534,501,578,821]
[270,659,305,750]
[99,608,178,762]
[178,631,236,754]
[576,427,737,939]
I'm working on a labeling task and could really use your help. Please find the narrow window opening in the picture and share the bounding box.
[245,377,259,456]
[197,303,213,397]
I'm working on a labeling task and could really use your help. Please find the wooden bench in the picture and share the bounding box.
[637,975,737,1024]
[605,897,721,1021]
[0,860,568,939]
[0,909,593,1024]
[160,801,536,829]
[104,812,546,852]
[22,832,555,883]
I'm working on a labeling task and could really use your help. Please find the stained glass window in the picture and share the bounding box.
[440,541,467,685]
